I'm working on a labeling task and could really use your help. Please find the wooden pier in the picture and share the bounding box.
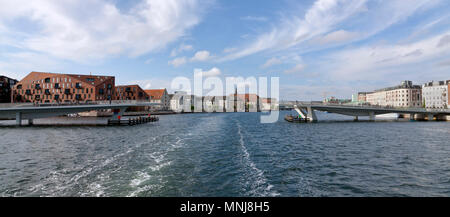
[107,116,159,126]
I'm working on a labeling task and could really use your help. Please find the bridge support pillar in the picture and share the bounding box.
[427,114,434,121]
[369,112,375,121]
[16,112,22,126]
[306,106,317,122]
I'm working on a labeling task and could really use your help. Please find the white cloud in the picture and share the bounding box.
[261,57,283,68]
[284,64,306,74]
[0,52,64,79]
[316,30,359,44]
[190,50,212,61]
[194,67,221,77]
[168,57,187,67]
[128,79,173,91]
[220,0,436,61]
[170,44,194,57]
[0,0,209,62]
[326,31,450,81]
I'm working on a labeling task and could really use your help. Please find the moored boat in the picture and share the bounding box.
[284,114,307,123]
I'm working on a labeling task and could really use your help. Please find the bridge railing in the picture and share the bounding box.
[0,100,160,108]
[295,102,449,113]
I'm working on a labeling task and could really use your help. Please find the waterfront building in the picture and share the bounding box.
[422,80,449,109]
[202,96,227,112]
[357,92,372,103]
[170,91,189,112]
[366,81,422,108]
[324,96,351,104]
[0,75,18,103]
[12,71,115,104]
[144,89,170,110]
[114,85,149,101]
[260,98,278,111]
[227,93,260,112]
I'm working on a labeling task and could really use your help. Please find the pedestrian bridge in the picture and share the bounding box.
[0,101,160,126]
[294,103,450,122]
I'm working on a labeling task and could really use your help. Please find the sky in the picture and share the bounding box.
[0,0,450,100]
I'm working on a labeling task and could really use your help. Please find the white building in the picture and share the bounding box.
[260,98,278,111]
[366,81,422,108]
[170,91,188,112]
[422,80,449,109]
[145,89,170,110]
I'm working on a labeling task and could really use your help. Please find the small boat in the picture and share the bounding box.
[284,114,307,123]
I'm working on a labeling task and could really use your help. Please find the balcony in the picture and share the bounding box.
[25,89,32,95]
[45,89,51,95]
[75,94,82,100]
[54,83,60,89]
[75,83,82,89]
[35,84,41,89]
[64,89,71,95]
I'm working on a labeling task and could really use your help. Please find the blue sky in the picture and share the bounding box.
[0,0,450,100]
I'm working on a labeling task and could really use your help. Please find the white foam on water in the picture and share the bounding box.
[149,161,172,172]
[236,122,280,197]
[130,171,151,187]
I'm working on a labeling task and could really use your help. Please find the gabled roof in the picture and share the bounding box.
[144,89,167,100]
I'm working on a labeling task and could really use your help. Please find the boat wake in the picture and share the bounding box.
[236,122,279,196]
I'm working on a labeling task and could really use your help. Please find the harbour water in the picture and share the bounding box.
[1,111,450,197]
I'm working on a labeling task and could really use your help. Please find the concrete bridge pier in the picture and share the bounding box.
[427,114,434,121]
[306,106,317,122]
[369,112,375,121]
[354,116,359,122]
[16,112,22,126]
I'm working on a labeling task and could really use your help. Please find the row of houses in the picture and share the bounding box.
[354,80,450,109]
[169,91,277,112]
[1,72,278,112]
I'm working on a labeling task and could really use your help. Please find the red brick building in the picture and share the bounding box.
[12,71,115,103]
[0,75,18,103]
[114,85,149,101]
